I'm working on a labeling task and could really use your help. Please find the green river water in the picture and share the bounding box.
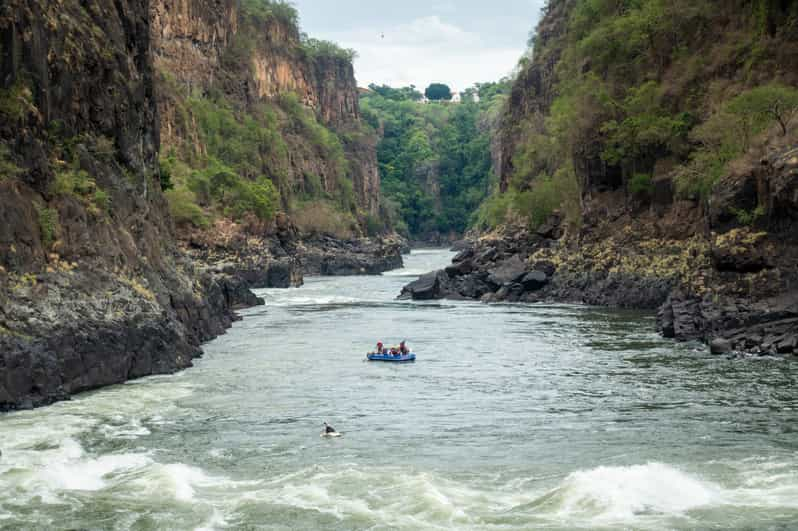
[2,249,798,530]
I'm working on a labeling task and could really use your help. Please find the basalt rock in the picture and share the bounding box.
[710,337,733,354]
[487,255,527,287]
[300,236,404,276]
[399,270,451,300]
[0,0,267,410]
[521,270,549,291]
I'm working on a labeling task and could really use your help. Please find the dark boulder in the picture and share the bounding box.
[536,211,564,239]
[487,255,527,287]
[450,240,473,252]
[522,270,549,291]
[267,259,299,288]
[477,247,498,264]
[710,337,732,354]
[532,260,557,277]
[399,270,450,300]
[457,273,492,299]
[445,260,474,278]
[452,248,475,263]
[656,293,706,341]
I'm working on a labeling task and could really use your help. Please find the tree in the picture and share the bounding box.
[728,84,798,137]
[425,83,453,101]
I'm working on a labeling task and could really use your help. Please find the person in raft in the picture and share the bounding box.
[375,341,384,354]
[399,341,409,355]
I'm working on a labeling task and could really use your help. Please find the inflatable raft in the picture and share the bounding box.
[367,353,416,362]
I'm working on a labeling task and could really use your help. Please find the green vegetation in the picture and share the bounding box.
[361,81,509,237]
[292,199,356,239]
[50,162,111,216]
[629,173,654,196]
[424,83,453,101]
[480,0,798,230]
[301,36,357,63]
[37,207,59,248]
[240,0,299,29]
[474,166,581,231]
[160,83,359,231]
[0,79,33,121]
[732,205,766,226]
[0,144,23,181]
[676,84,798,198]
[727,84,798,138]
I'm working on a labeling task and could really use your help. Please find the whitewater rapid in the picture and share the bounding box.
[2,249,798,530]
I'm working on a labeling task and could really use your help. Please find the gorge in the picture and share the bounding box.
[1,1,798,528]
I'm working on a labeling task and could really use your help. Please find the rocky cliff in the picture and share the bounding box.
[0,0,257,409]
[150,0,392,280]
[152,0,380,219]
[406,0,798,356]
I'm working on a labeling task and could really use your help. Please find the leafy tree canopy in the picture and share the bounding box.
[425,83,453,101]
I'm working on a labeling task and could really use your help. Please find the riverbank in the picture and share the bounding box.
[400,216,798,356]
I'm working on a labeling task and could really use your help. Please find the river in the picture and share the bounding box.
[2,249,798,530]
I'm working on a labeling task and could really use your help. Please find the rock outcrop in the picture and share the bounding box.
[0,0,260,410]
[299,235,404,276]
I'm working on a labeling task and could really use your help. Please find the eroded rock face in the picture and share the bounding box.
[399,271,451,301]
[656,291,798,355]
[299,236,404,276]
[0,0,261,410]
[150,0,381,215]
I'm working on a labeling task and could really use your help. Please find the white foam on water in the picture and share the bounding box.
[195,508,228,531]
[131,463,217,502]
[40,448,152,492]
[381,268,433,277]
[239,465,523,529]
[263,294,361,307]
[99,417,151,439]
[541,462,721,525]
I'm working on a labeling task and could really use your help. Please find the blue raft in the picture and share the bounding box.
[367,353,416,363]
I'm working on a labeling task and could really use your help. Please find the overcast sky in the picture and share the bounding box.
[291,0,546,91]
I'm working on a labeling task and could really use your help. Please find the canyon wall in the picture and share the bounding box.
[0,0,256,409]
[150,0,380,217]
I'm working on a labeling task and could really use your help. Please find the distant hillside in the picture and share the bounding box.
[360,82,509,241]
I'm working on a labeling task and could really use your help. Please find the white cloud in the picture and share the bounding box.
[325,16,524,91]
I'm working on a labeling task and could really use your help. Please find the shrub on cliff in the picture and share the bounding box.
[241,0,298,30]
[292,200,355,239]
[301,37,357,63]
[0,144,22,181]
[727,84,798,138]
[165,188,209,229]
[676,84,798,199]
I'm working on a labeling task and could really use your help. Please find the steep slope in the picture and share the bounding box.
[151,0,400,278]
[0,0,252,409]
[406,0,798,355]
[152,0,380,229]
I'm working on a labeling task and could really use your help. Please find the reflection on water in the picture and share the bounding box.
[2,249,798,530]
